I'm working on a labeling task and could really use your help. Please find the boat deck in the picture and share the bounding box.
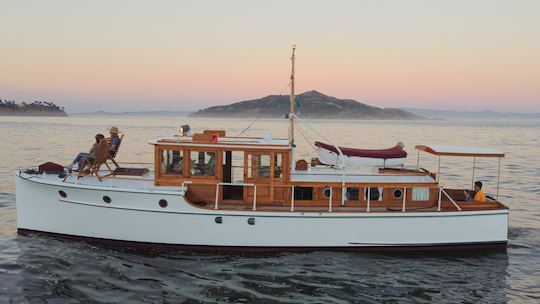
[18,170,507,213]
[291,166,437,183]
[19,170,184,194]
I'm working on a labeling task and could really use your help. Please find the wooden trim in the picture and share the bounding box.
[154,142,290,150]
[415,145,505,158]
[203,130,226,137]
[285,182,439,188]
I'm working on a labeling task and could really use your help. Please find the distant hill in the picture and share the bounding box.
[190,90,423,119]
[0,99,67,116]
[75,110,192,117]
[402,108,540,120]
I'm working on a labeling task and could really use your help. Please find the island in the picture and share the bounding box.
[190,90,422,119]
[0,99,68,116]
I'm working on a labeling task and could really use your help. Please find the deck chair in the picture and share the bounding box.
[108,134,124,170]
[77,138,114,181]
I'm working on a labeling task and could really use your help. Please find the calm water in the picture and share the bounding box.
[0,116,539,303]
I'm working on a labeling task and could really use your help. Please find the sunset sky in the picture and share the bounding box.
[1,1,539,113]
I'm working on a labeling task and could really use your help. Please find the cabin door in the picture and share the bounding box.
[222,151,244,200]
[245,153,273,204]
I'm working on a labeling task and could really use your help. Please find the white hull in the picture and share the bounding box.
[15,172,508,249]
[316,148,406,167]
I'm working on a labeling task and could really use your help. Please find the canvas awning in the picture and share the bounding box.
[415,145,505,158]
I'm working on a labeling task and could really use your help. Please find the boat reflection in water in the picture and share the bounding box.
[13,231,510,303]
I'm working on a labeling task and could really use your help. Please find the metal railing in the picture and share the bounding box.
[438,188,462,211]
[214,182,257,210]
[181,181,465,213]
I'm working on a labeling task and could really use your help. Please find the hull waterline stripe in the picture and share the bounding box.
[17,229,508,252]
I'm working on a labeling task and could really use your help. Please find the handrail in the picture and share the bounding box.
[402,188,407,212]
[367,187,371,212]
[181,180,192,189]
[179,180,466,213]
[440,188,462,211]
[290,186,295,211]
[213,182,257,210]
[328,187,333,212]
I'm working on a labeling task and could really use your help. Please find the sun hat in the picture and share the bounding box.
[109,126,120,133]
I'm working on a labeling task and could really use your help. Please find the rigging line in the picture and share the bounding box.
[237,79,292,137]
[297,123,316,144]
[236,117,260,137]
[297,124,318,154]
[237,81,292,137]
[279,81,292,96]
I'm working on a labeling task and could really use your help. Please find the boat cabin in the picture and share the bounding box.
[151,130,292,208]
[149,129,504,213]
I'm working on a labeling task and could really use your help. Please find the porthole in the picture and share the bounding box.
[323,187,332,199]
[393,189,403,199]
[103,196,111,204]
[58,190,67,198]
[247,218,255,225]
[215,217,223,224]
[159,199,168,208]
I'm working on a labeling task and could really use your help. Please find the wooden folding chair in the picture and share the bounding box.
[77,138,114,181]
[109,134,124,170]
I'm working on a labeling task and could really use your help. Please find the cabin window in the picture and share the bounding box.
[412,188,430,201]
[274,153,283,179]
[189,151,216,177]
[161,150,183,175]
[365,187,383,201]
[248,154,271,178]
[346,187,360,200]
[294,187,313,200]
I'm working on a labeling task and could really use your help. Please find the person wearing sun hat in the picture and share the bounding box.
[109,126,121,157]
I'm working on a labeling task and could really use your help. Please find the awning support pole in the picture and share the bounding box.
[437,156,441,182]
[437,187,442,211]
[497,157,501,200]
[416,149,420,170]
[471,157,476,188]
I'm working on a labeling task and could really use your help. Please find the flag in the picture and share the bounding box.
[294,96,300,108]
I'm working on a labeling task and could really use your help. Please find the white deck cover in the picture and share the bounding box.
[291,167,437,184]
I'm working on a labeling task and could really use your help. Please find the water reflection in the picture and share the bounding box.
[9,232,509,303]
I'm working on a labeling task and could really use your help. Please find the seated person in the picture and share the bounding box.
[108,126,121,157]
[66,134,105,172]
[464,181,487,202]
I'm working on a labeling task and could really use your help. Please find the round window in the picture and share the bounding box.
[103,196,111,204]
[323,187,332,199]
[393,189,403,199]
[159,199,168,208]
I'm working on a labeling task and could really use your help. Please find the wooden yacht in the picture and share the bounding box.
[15,46,509,250]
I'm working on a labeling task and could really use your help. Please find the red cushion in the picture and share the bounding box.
[38,162,65,173]
[315,141,407,159]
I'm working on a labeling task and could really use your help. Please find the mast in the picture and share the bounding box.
[289,45,296,147]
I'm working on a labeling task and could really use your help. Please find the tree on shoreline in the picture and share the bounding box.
[0,98,66,114]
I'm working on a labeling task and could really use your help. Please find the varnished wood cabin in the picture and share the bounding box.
[149,130,505,212]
